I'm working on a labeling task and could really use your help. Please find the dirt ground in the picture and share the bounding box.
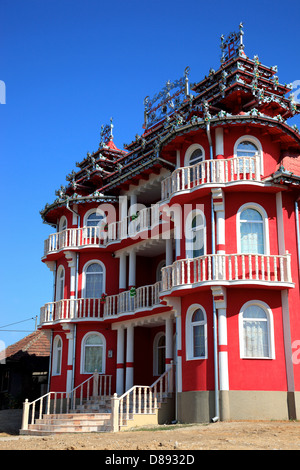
[0,410,299,450]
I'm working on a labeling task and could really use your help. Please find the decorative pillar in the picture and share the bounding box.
[211,286,230,421]
[128,250,136,288]
[65,251,77,318]
[166,238,173,266]
[62,323,76,393]
[165,316,173,368]
[116,326,125,395]
[215,127,224,158]
[119,252,127,293]
[125,324,134,391]
[212,189,225,279]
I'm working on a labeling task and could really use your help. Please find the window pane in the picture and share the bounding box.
[193,325,205,357]
[243,320,269,357]
[86,263,103,274]
[237,141,258,154]
[87,213,103,226]
[241,209,262,222]
[243,305,267,319]
[192,309,204,323]
[189,149,203,165]
[84,346,103,373]
[85,334,103,345]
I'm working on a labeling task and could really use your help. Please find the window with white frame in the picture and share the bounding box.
[84,210,104,239]
[238,205,268,255]
[59,216,67,232]
[56,266,65,301]
[234,136,263,174]
[239,302,275,359]
[186,210,206,258]
[52,335,62,375]
[184,144,205,183]
[153,332,166,376]
[186,304,207,360]
[81,332,105,374]
[83,261,105,298]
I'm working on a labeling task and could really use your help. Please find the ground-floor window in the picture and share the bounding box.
[81,332,106,374]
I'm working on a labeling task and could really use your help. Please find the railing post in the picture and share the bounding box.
[21,399,29,431]
[93,369,99,397]
[111,393,120,432]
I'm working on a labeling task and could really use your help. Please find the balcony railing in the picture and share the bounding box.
[161,252,293,292]
[43,204,160,257]
[104,282,162,318]
[161,155,261,199]
[40,297,103,324]
[39,282,163,325]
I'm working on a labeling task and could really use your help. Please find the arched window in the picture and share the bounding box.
[84,210,104,239]
[234,136,263,174]
[153,332,166,376]
[81,332,105,374]
[59,216,67,232]
[53,335,62,375]
[239,302,275,359]
[238,205,268,254]
[186,210,206,258]
[56,266,65,301]
[83,262,105,298]
[186,304,207,360]
[156,260,166,282]
[184,144,205,183]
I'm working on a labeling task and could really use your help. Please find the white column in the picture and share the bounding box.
[119,195,128,239]
[176,149,181,168]
[62,324,75,393]
[166,238,173,266]
[215,127,224,157]
[116,326,125,395]
[129,193,137,216]
[165,317,173,368]
[218,308,229,391]
[119,252,127,292]
[125,324,134,391]
[128,250,136,288]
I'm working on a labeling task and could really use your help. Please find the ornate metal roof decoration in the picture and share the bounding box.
[220,22,245,64]
[99,117,114,147]
[143,67,191,130]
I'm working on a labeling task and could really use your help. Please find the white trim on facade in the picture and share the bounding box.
[185,303,208,361]
[238,300,275,360]
[236,202,270,255]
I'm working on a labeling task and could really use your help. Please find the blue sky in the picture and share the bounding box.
[0,0,300,348]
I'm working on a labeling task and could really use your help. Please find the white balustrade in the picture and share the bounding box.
[104,281,162,318]
[21,371,112,432]
[161,252,293,291]
[40,297,103,324]
[44,204,161,256]
[161,154,261,199]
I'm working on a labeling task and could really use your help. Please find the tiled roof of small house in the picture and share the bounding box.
[0,331,50,362]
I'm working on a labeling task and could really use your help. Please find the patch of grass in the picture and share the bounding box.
[126,423,207,432]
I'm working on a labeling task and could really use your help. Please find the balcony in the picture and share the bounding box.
[39,282,164,325]
[161,252,293,293]
[43,204,161,258]
[161,155,261,200]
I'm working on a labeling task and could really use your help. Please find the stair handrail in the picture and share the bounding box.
[111,363,174,432]
[21,371,112,431]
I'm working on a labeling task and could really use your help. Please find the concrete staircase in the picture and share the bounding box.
[20,396,113,435]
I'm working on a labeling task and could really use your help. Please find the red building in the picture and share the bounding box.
[31,25,300,428]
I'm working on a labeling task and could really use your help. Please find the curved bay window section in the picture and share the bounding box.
[184,144,205,185]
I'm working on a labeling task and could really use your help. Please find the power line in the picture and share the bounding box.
[0,316,37,330]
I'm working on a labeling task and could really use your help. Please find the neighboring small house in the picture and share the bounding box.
[0,331,50,408]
